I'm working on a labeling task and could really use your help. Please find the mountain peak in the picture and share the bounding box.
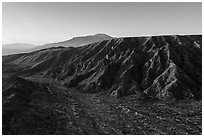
[29,33,113,52]
[71,33,112,39]
[92,33,112,37]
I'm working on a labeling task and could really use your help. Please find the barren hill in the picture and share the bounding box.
[3,35,202,101]
[2,35,202,134]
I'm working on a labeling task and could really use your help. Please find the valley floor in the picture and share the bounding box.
[3,77,202,135]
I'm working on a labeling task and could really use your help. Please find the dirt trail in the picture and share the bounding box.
[49,82,201,135]
[5,77,201,135]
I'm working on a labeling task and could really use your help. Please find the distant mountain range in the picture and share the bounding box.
[2,43,36,55]
[2,33,112,55]
[30,33,112,52]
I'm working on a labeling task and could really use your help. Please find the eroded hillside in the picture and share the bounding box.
[2,35,202,135]
[3,35,202,101]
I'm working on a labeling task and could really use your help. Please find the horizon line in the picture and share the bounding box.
[2,32,202,46]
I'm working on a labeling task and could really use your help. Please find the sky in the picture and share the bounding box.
[2,2,202,45]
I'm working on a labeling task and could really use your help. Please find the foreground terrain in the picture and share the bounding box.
[2,76,202,135]
[2,35,202,134]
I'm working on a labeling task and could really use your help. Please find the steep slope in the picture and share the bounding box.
[2,43,36,55]
[2,35,202,102]
[60,35,201,101]
[28,33,112,52]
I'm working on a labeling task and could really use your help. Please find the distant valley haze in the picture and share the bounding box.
[2,33,113,55]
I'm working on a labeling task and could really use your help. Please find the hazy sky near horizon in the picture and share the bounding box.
[2,2,202,45]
